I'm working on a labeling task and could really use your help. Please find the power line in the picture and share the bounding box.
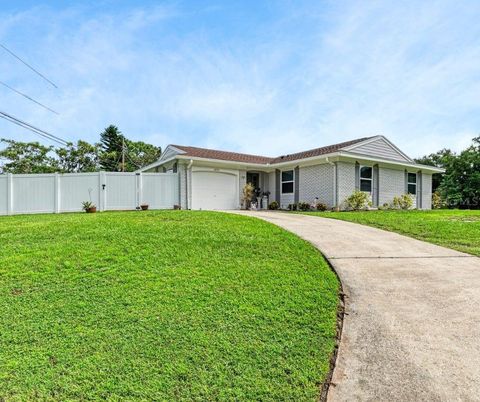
[0,110,69,146]
[0,80,59,114]
[0,43,58,89]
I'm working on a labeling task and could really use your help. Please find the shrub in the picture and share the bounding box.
[297,202,311,211]
[287,203,297,211]
[315,202,328,211]
[392,194,413,210]
[432,192,442,209]
[241,183,255,209]
[268,201,279,210]
[378,202,390,210]
[343,191,371,211]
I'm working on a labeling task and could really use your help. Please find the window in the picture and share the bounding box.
[407,172,417,195]
[281,170,294,194]
[360,166,372,193]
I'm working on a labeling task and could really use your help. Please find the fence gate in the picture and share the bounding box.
[0,172,179,216]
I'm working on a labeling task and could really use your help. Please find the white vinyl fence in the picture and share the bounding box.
[0,172,179,215]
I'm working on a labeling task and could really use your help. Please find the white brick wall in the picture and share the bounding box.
[298,164,335,207]
[337,162,356,208]
[378,167,404,207]
[422,173,432,210]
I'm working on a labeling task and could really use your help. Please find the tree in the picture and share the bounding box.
[0,138,58,174]
[99,125,124,171]
[99,125,161,171]
[56,140,101,173]
[440,137,480,208]
[124,140,161,171]
[416,136,480,208]
[415,149,455,192]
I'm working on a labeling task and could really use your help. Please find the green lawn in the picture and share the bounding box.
[0,211,339,401]
[299,209,480,256]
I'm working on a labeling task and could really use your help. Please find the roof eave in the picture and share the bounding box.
[338,151,445,173]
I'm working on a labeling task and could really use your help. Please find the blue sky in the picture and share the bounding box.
[0,0,479,158]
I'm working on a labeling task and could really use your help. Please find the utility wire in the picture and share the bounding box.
[0,80,59,114]
[0,43,58,89]
[0,110,69,146]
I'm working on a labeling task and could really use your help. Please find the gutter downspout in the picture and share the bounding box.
[186,159,193,210]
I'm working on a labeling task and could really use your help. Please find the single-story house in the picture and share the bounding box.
[139,135,444,210]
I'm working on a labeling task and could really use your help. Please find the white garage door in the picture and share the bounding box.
[192,171,237,210]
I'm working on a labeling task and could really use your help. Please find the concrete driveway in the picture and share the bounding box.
[231,211,480,402]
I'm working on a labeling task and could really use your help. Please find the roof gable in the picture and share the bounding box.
[342,136,413,162]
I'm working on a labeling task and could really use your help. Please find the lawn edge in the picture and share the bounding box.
[294,210,479,257]
[317,252,346,402]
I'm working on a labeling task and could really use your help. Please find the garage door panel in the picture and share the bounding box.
[192,171,237,210]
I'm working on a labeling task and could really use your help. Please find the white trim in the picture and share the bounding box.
[407,172,417,195]
[281,169,294,194]
[138,141,445,174]
[359,165,373,193]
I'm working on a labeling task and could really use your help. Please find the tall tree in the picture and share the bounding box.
[98,125,161,171]
[99,125,124,171]
[56,140,101,173]
[0,138,58,174]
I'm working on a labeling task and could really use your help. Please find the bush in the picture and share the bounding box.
[268,201,279,210]
[432,192,442,209]
[287,203,297,211]
[343,191,371,211]
[297,202,311,211]
[315,202,328,211]
[378,202,390,210]
[241,183,255,209]
[392,194,413,210]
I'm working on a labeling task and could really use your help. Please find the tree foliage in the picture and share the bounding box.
[98,125,161,171]
[0,139,58,174]
[56,141,101,173]
[0,125,161,174]
[416,136,480,208]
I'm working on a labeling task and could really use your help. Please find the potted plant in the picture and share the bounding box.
[255,187,262,209]
[82,201,97,213]
[140,204,149,211]
[262,191,270,209]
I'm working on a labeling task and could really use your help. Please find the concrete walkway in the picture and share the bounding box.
[231,211,480,402]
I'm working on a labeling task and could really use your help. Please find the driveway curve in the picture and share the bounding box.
[231,211,480,402]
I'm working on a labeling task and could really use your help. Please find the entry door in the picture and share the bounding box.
[246,172,259,189]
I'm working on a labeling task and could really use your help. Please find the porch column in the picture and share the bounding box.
[275,169,280,203]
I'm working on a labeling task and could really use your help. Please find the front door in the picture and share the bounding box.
[246,172,259,189]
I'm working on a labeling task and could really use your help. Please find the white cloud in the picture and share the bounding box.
[0,1,479,159]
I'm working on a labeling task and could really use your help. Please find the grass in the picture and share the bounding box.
[0,211,339,401]
[298,209,480,256]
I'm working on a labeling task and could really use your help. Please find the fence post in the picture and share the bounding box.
[136,172,142,208]
[54,173,60,213]
[6,173,13,215]
[99,171,106,211]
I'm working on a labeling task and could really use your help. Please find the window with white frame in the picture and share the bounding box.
[281,170,294,194]
[360,166,372,193]
[407,172,417,195]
